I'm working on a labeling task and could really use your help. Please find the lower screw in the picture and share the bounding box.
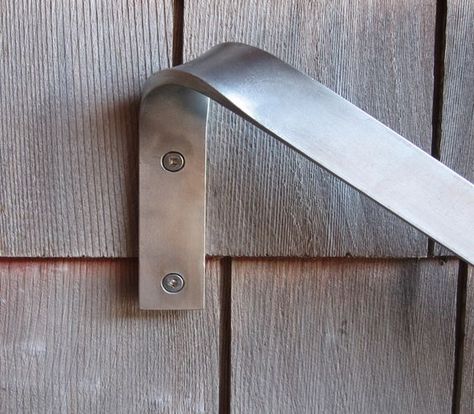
[162,151,185,172]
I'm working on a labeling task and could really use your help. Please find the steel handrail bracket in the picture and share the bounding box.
[139,42,474,310]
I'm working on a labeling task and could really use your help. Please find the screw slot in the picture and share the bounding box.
[162,151,185,172]
[162,273,185,293]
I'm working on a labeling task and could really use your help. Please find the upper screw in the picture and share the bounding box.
[162,273,185,293]
[162,151,185,172]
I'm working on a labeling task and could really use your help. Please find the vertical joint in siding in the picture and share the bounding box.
[452,261,469,414]
[172,0,184,66]
[428,0,448,255]
[219,257,232,413]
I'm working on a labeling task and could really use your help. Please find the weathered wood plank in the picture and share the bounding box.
[440,0,474,182]
[460,265,474,414]
[185,0,435,257]
[0,258,221,413]
[435,0,474,255]
[0,0,440,258]
[231,258,458,413]
[0,0,173,257]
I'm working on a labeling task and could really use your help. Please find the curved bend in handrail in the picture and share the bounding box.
[139,42,474,309]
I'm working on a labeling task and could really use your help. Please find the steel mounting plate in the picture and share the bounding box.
[140,86,208,309]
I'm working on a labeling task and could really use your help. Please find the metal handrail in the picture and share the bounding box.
[139,43,474,309]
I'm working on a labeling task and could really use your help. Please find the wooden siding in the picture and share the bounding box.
[0,0,173,257]
[0,0,439,258]
[435,0,474,255]
[460,266,474,414]
[230,258,458,413]
[0,258,222,413]
[0,0,472,413]
[440,0,474,182]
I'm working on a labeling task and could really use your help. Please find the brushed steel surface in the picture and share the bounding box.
[140,86,208,309]
[140,42,474,309]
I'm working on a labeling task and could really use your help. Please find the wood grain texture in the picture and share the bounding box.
[440,0,474,182]
[435,0,473,255]
[185,0,435,257]
[0,258,221,413]
[231,258,458,413]
[0,0,173,257]
[460,265,474,414]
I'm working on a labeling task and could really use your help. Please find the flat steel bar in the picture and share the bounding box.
[140,43,474,309]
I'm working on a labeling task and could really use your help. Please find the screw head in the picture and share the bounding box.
[162,273,185,293]
[162,151,185,172]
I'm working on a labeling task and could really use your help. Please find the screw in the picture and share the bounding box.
[162,151,185,172]
[162,273,185,293]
